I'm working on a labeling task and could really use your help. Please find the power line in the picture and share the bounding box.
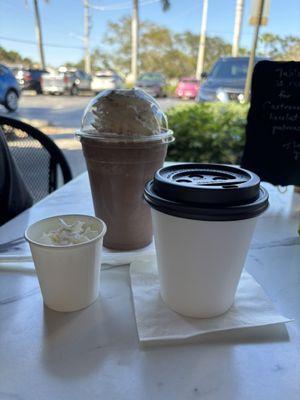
[90,0,160,11]
[90,0,132,10]
[207,30,253,36]
[0,36,84,50]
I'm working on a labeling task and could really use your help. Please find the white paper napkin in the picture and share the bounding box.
[130,257,291,345]
[0,241,156,270]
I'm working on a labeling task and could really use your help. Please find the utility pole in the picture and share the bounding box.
[131,0,139,84]
[232,0,244,57]
[196,0,208,80]
[84,0,91,74]
[33,0,46,69]
[244,0,265,102]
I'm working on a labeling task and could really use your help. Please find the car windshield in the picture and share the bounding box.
[139,73,163,82]
[209,59,249,79]
[95,74,114,78]
[181,79,199,84]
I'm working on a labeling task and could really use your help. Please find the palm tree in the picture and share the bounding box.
[161,0,171,11]
[232,0,245,57]
[32,0,47,69]
[84,0,91,73]
[244,0,265,102]
[196,0,208,80]
[131,0,171,84]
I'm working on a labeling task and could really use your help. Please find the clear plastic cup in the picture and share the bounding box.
[76,89,174,250]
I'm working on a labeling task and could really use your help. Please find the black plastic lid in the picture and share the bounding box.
[144,163,269,221]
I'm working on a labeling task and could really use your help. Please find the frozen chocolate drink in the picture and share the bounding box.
[77,89,173,250]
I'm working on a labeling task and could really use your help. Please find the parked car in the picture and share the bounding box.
[196,57,265,103]
[91,70,123,93]
[41,69,91,95]
[175,77,200,99]
[0,64,20,112]
[13,67,48,94]
[136,72,166,98]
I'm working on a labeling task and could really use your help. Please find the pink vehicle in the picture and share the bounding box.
[175,77,200,99]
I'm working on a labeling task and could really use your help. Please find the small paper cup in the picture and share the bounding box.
[25,214,106,312]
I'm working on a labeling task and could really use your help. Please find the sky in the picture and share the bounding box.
[0,0,299,67]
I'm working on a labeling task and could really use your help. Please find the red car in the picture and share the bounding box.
[176,77,200,99]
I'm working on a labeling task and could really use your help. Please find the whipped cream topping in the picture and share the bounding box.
[88,89,166,137]
[40,219,98,246]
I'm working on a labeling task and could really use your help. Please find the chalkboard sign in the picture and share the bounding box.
[241,61,300,186]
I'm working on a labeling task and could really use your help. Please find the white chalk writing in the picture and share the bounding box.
[272,125,300,135]
[282,141,300,161]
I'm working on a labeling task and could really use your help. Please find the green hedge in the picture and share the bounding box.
[166,103,249,164]
[165,84,177,97]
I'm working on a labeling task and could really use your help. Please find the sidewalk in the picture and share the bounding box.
[21,118,87,178]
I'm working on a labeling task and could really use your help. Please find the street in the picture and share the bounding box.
[0,93,187,179]
[11,93,184,128]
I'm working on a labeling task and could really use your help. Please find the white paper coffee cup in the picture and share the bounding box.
[151,210,257,317]
[25,214,106,312]
[144,163,269,318]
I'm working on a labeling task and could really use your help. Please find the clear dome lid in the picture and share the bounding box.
[77,88,173,143]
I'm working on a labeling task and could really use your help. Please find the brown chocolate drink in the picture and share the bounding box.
[77,89,173,250]
[81,138,168,249]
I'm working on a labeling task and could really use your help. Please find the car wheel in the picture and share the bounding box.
[36,85,43,95]
[70,85,79,96]
[4,90,19,112]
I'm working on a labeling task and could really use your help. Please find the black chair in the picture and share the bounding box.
[0,115,72,203]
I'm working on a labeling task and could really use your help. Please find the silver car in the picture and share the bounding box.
[42,69,91,95]
[91,71,123,94]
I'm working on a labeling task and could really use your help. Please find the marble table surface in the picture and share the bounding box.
[0,173,300,400]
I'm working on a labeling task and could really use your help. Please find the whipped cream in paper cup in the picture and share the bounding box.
[25,214,106,312]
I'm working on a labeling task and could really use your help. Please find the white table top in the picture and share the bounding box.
[0,173,300,400]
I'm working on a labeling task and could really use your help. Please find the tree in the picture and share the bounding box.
[161,0,171,10]
[98,17,235,80]
[0,46,33,66]
[282,39,300,61]
[131,0,139,83]
[83,0,91,73]
[33,0,46,69]
[232,0,245,57]
[64,48,113,72]
[62,30,300,75]
[258,33,300,61]
[258,33,284,58]
[196,0,208,79]
[131,0,171,83]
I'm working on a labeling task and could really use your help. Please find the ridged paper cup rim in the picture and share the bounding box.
[25,214,107,249]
